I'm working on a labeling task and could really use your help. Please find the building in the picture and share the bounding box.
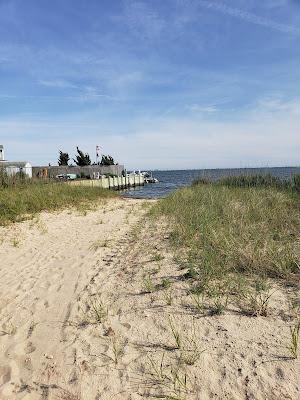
[0,145,33,178]
[0,145,4,161]
[1,162,33,178]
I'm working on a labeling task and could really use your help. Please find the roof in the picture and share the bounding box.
[0,161,32,168]
[0,145,3,149]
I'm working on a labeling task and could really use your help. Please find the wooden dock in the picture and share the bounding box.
[69,174,145,190]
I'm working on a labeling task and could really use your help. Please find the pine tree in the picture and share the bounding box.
[100,155,115,166]
[73,147,91,166]
[58,151,70,166]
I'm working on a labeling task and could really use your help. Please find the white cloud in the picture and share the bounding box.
[187,104,218,113]
[38,79,79,89]
[1,98,299,169]
[257,97,300,115]
[198,0,300,35]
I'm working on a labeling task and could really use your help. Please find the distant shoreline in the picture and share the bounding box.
[149,165,300,172]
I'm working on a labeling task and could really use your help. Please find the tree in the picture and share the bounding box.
[100,155,115,166]
[58,151,70,166]
[73,147,91,166]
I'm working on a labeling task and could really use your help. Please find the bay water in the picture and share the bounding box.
[122,166,300,199]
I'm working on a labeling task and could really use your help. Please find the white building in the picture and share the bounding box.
[0,145,4,161]
[0,145,32,178]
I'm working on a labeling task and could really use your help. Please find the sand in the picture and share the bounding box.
[0,198,299,399]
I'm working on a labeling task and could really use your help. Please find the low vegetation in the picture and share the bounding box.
[153,176,300,279]
[192,172,300,192]
[0,172,115,225]
[289,320,300,359]
[151,174,300,318]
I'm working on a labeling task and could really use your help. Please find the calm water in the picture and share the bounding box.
[121,167,300,199]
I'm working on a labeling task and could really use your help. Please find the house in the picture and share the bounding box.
[0,145,33,178]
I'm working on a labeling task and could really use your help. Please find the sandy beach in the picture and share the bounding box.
[0,198,299,399]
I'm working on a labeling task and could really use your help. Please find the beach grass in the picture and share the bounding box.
[0,179,116,225]
[151,178,300,283]
[192,172,300,191]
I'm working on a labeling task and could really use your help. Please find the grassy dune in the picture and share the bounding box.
[153,183,300,279]
[151,178,300,318]
[0,180,116,225]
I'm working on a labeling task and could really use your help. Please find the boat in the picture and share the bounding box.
[141,171,159,183]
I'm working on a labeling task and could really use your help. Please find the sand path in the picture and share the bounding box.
[0,198,145,399]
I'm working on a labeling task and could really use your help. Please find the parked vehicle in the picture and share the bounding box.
[55,173,77,180]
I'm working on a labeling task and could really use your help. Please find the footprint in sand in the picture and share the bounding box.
[121,323,131,331]
[25,342,36,354]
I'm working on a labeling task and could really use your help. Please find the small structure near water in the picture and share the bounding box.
[0,145,33,178]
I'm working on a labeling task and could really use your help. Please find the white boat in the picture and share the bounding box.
[141,171,159,183]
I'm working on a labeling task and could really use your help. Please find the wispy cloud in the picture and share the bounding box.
[257,97,300,115]
[38,79,79,89]
[120,0,166,40]
[0,93,115,102]
[187,104,218,113]
[198,0,300,35]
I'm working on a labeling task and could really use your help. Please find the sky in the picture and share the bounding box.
[0,0,299,169]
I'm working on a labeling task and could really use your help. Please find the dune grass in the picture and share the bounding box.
[151,181,300,282]
[0,180,116,225]
[192,172,300,192]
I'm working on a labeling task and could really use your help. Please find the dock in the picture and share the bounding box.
[68,173,145,190]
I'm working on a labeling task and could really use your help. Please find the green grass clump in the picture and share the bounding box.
[152,184,300,280]
[218,173,288,189]
[289,320,300,359]
[191,177,211,186]
[293,174,300,193]
[192,173,300,191]
[0,179,115,225]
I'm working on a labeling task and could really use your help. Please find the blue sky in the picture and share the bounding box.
[0,0,299,169]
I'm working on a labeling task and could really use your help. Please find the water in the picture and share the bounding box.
[121,167,300,199]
